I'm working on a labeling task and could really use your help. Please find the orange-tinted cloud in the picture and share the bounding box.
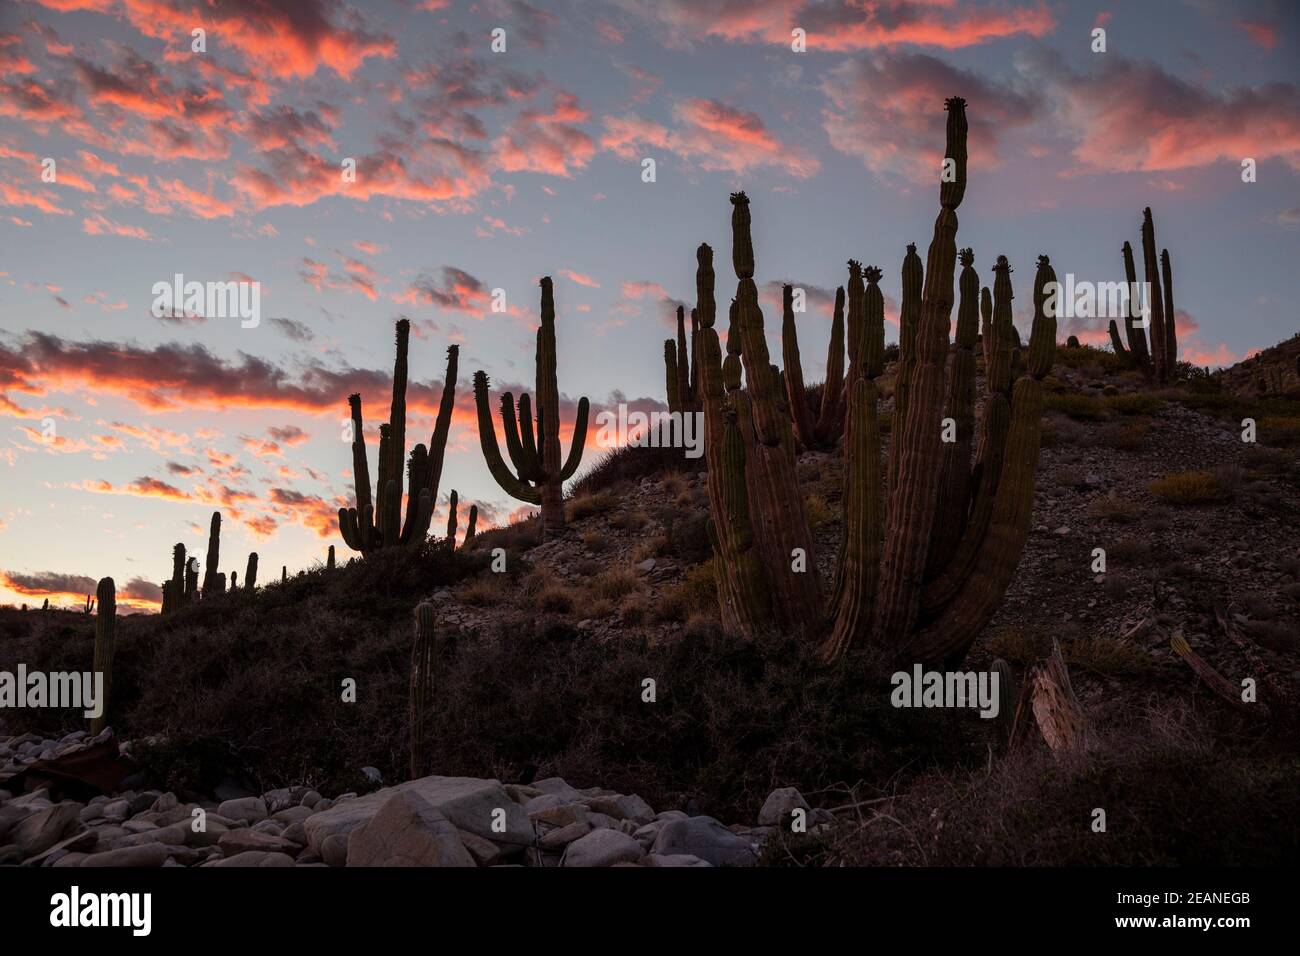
[494,91,595,177]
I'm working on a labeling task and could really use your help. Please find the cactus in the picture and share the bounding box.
[664,305,701,414]
[281,565,287,583]
[83,594,94,615]
[200,511,224,596]
[90,577,115,735]
[697,98,1056,670]
[230,570,238,590]
[781,283,846,450]
[409,602,436,779]
[1108,209,1177,382]
[327,545,335,571]
[245,552,258,591]
[1066,334,1080,348]
[991,658,1016,747]
[338,320,459,554]
[184,557,198,601]
[474,277,591,536]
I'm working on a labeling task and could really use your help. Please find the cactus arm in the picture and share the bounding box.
[473,370,543,504]
[780,283,818,451]
[388,318,410,518]
[664,341,681,414]
[202,511,221,595]
[514,392,545,481]
[1141,208,1167,383]
[445,489,459,546]
[1120,240,1151,374]
[675,305,692,415]
[927,248,981,577]
[1107,319,1131,363]
[1161,247,1177,372]
[875,97,968,646]
[813,285,847,445]
[339,508,364,552]
[422,344,458,501]
[888,243,925,494]
[499,392,543,483]
[375,423,392,544]
[821,378,883,662]
[90,577,115,735]
[400,444,429,544]
[558,396,590,482]
[688,307,701,409]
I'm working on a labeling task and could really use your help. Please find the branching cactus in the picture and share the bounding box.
[409,602,435,779]
[1108,208,1177,382]
[338,319,459,553]
[473,277,590,536]
[697,97,1057,670]
[782,282,846,450]
[91,577,115,735]
[664,305,701,414]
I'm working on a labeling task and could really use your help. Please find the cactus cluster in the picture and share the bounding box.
[664,305,703,415]
[698,97,1056,668]
[338,319,460,553]
[474,277,590,536]
[160,513,259,615]
[1108,207,1178,382]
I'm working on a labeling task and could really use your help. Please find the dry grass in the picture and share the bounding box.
[1103,394,1164,416]
[1147,469,1233,505]
[608,509,649,532]
[805,492,834,530]
[1087,493,1142,524]
[590,568,643,602]
[1094,421,1148,450]
[581,532,609,553]
[1044,393,1108,421]
[567,490,618,521]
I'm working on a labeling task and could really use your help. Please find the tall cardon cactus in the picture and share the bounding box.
[697,97,1057,670]
[474,277,590,536]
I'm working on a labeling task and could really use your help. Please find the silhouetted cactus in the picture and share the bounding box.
[782,282,846,450]
[327,544,335,570]
[664,305,701,415]
[245,552,258,591]
[338,319,459,554]
[442,491,478,549]
[992,658,1016,747]
[83,594,94,615]
[90,577,114,735]
[1109,208,1176,382]
[409,601,436,779]
[201,511,224,596]
[698,98,1055,669]
[1066,334,1080,348]
[474,277,590,536]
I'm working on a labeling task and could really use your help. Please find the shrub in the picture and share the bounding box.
[1148,470,1233,505]
[1044,393,1108,421]
[1094,421,1148,450]
[1103,394,1163,416]
[1259,416,1300,447]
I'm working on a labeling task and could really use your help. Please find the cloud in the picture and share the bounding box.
[269,317,315,341]
[822,51,1039,181]
[603,98,818,178]
[396,266,491,316]
[494,91,595,177]
[1019,49,1300,173]
[1235,19,1277,51]
[558,269,600,288]
[621,0,1055,51]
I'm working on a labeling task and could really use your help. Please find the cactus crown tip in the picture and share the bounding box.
[847,258,862,275]
[959,247,974,266]
[906,242,917,254]
[944,95,967,110]
[539,275,552,286]
[473,369,489,387]
[864,265,883,282]
[1036,254,1051,267]
[729,191,749,205]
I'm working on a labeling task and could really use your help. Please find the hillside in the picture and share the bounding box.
[3,343,1299,867]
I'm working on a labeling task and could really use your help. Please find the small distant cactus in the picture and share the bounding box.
[409,602,436,779]
[245,552,258,591]
[83,594,95,615]
[1108,207,1177,382]
[474,277,590,536]
[664,305,702,415]
[443,490,478,550]
[201,511,224,596]
[90,577,115,735]
[327,545,335,570]
[1066,334,1080,348]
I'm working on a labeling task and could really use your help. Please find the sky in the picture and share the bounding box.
[1,0,1297,611]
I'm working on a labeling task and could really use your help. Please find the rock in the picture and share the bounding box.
[128,791,160,816]
[219,828,298,857]
[0,845,24,865]
[321,834,349,868]
[530,777,585,801]
[346,791,475,867]
[585,793,655,825]
[457,829,503,866]
[214,778,257,802]
[208,851,296,868]
[538,820,592,849]
[563,827,643,867]
[151,792,179,814]
[361,766,383,784]
[644,853,712,867]
[758,787,811,827]
[282,822,308,846]
[529,803,589,828]
[122,819,158,834]
[299,790,323,809]
[80,843,169,868]
[523,793,571,815]
[217,796,268,824]
[12,803,81,857]
[251,820,284,836]
[22,827,97,866]
[101,799,130,823]
[273,805,312,826]
[635,558,656,572]
[304,776,534,855]
[262,788,295,814]
[651,816,758,867]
